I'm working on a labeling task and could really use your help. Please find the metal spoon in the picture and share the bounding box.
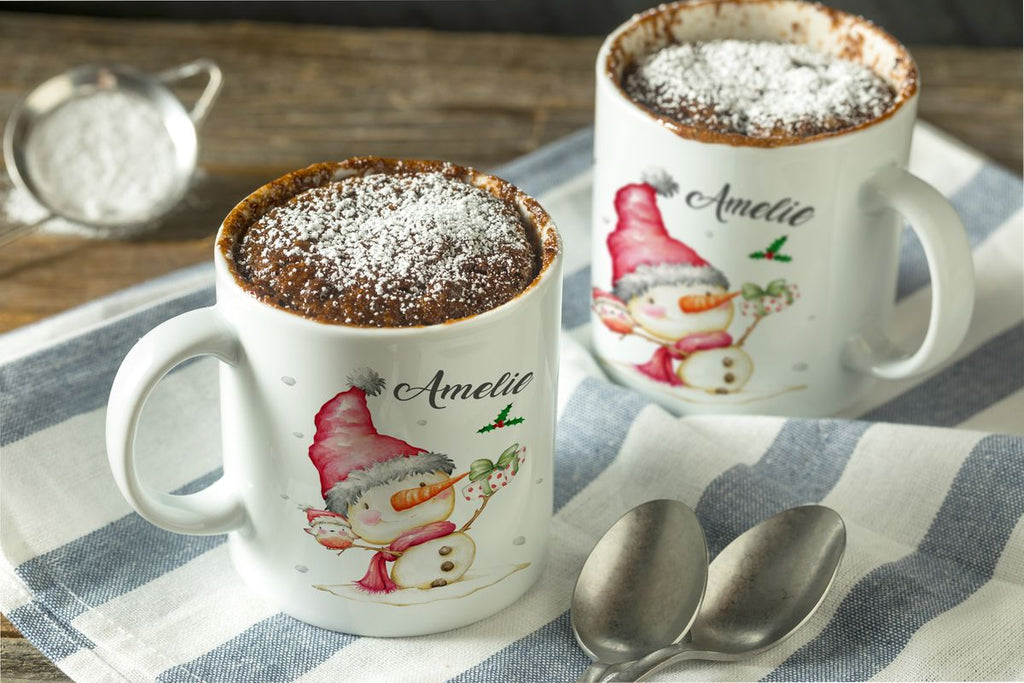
[603,504,846,682]
[571,499,708,683]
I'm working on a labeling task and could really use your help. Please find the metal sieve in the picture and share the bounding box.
[1,59,222,244]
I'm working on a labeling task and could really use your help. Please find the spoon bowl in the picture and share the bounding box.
[604,504,846,681]
[694,504,845,656]
[571,499,708,678]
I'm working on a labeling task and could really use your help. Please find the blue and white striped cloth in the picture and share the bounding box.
[2,122,1022,682]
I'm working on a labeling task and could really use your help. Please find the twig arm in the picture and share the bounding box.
[736,315,763,347]
[459,495,492,533]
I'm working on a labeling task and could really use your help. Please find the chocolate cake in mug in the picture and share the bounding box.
[220,158,550,327]
[623,38,898,139]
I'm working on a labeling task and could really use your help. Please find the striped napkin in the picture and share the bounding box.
[1,122,1022,682]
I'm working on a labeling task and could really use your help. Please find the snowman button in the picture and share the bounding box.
[431,579,447,588]
[441,561,455,572]
[438,546,452,556]
[722,357,734,367]
[724,372,735,383]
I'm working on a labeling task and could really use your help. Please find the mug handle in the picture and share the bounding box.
[156,59,223,129]
[106,307,248,535]
[843,165,974,380]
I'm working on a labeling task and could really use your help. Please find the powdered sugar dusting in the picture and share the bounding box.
[232,172,539,327]
[24,90,179,223]
[624,40,896,139]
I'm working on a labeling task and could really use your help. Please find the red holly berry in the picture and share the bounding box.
[765,252,775,260]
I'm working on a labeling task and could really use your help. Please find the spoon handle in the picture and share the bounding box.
[576,662,612,683]
[601,645,710,682]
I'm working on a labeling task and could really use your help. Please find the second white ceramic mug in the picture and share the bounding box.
[591,0,974,417]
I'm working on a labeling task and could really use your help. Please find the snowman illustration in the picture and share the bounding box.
[304,369,525,595]
[593,180,799,394]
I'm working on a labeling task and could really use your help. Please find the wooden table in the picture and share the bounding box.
[0,12,1020,681]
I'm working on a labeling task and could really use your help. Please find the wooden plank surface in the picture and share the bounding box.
[0,15,1021,336]
[0,11,1021,681]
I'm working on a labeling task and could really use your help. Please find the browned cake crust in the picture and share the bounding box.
[623,40,896,140]
[218,158,557,328]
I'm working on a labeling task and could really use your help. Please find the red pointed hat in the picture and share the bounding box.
[308,368,454,515]
[608,183,728,302]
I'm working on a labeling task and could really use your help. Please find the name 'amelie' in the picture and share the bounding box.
[394,369,534,409]
[685,182,815,227]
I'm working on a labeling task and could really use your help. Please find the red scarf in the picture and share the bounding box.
[636,346,683,386]
[635,331,733,386]
[356,521,456,593]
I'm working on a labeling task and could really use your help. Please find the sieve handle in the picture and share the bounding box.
[0,213,51,247]
[157,59,223,129]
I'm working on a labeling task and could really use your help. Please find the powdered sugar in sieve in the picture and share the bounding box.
[25,90,179,224]
[2,60,221,242]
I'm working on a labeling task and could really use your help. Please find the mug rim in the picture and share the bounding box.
[598,0,920,149]
[215,157,562,336]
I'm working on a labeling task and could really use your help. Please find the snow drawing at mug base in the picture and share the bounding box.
[300,368,529,605]
[593,175,804,402]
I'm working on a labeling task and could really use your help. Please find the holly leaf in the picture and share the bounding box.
[505,416,525,426]
[774,254,792,262]
[767,235,788,253]
[477,424,495,433]
[749,251,765,260]
[496,404,512,422]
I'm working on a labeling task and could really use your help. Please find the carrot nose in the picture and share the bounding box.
[678,291,740,313]
[391,472,470,511]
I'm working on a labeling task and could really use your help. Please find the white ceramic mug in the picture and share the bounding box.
[107,159,562,636]
[590,0,974,417]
